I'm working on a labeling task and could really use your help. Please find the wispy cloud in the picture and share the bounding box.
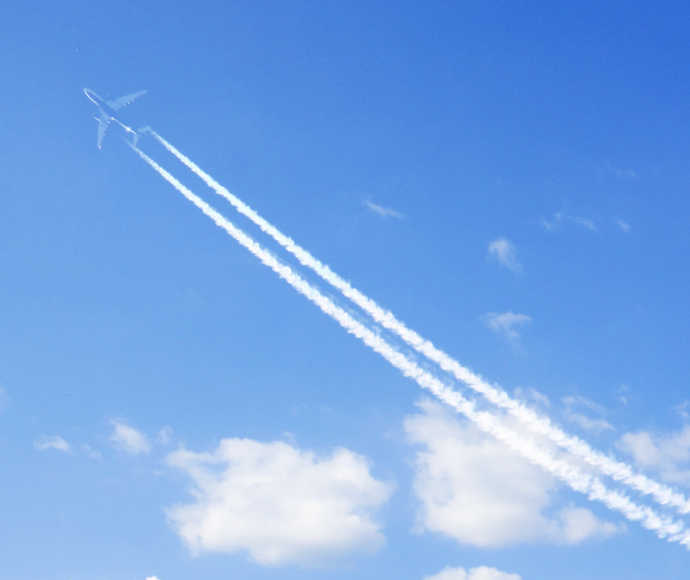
[487,239,522,273]
[572,215,596,230]
[616,219,631,232]
[484,311,531,341]
[603,160,637,181]
[110,420,151,455]
[82,443,102,460]
[617,426,690,485]
[542,212,595,232]
[158,426,173,444]
[34,435,70,452]
[423,565,521,580]
[564,412,613,433]
[405,401,620,548]
[363,199,403,219]
[562,395,613,433]
[166,438,392,566]
[514,386,550,408]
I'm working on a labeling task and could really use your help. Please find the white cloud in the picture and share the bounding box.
[423,565,522,580]
[617,426,690,485]
[145,576,161,580]
[82,443,102,460]
[562,395,613,433]
[562,395,604,414]
[564,412,613,433]
[484,311,531,341]
[542,212,595,232]
[514,386,550,408]
[603,160,637,181]
[487,239,522,273]
[555,504,621,544]
[34,435,70,452]
[616,219,631,232]
[110,420,151,455]
[158,426,173,444]
[166,437,392,566]
[572,216,596,230]
[405,400,620,548]
[364,199,403,219]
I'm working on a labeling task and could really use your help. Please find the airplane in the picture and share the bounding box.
[84,88,150,148]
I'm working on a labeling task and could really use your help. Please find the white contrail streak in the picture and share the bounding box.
[129,141,690,547]
[150,130,690,516]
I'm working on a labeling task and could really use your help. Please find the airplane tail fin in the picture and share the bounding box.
[132,126,151,147]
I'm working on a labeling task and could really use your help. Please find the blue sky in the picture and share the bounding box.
[2,1,690,579]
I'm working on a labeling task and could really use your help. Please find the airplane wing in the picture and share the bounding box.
[106,90,147,111]
[96,110,111,149]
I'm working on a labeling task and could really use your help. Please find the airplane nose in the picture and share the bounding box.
[84,89,98,104]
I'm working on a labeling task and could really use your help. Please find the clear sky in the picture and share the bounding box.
[2,2,690,579]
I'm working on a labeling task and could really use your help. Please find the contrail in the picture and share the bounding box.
[129,141,690,547]
[150,130,690,516]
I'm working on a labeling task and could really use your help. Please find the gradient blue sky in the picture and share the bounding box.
[2,2,690,579]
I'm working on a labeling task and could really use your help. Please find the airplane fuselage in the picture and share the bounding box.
[84,87,149,147]
[84,88,134,133]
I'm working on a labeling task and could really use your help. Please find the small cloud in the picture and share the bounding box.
[514,386,550,408]
[158,426,173,444]
[571,215,596,230]
[616,219,631,232]
[617,426,690,485]
[562,395,605,415]
[166,437,392,566]
[111,420,151,455]
[542,212,595,232]
[554,504,622,544]
[603,160,637,181]
[487,239,522,273]
[363,199,403,219]
[483,311,531,341]
[145,576,161,580]
[34,435,71,453]
[615,384,630,406]
[562,396,613,433]
[423,565,522,580]
[677,401,690,420]
[541,217,558,232]
[82,443,102,460]
[564,412,613,433]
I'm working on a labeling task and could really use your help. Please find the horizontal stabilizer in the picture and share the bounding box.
[132,126,151,147]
